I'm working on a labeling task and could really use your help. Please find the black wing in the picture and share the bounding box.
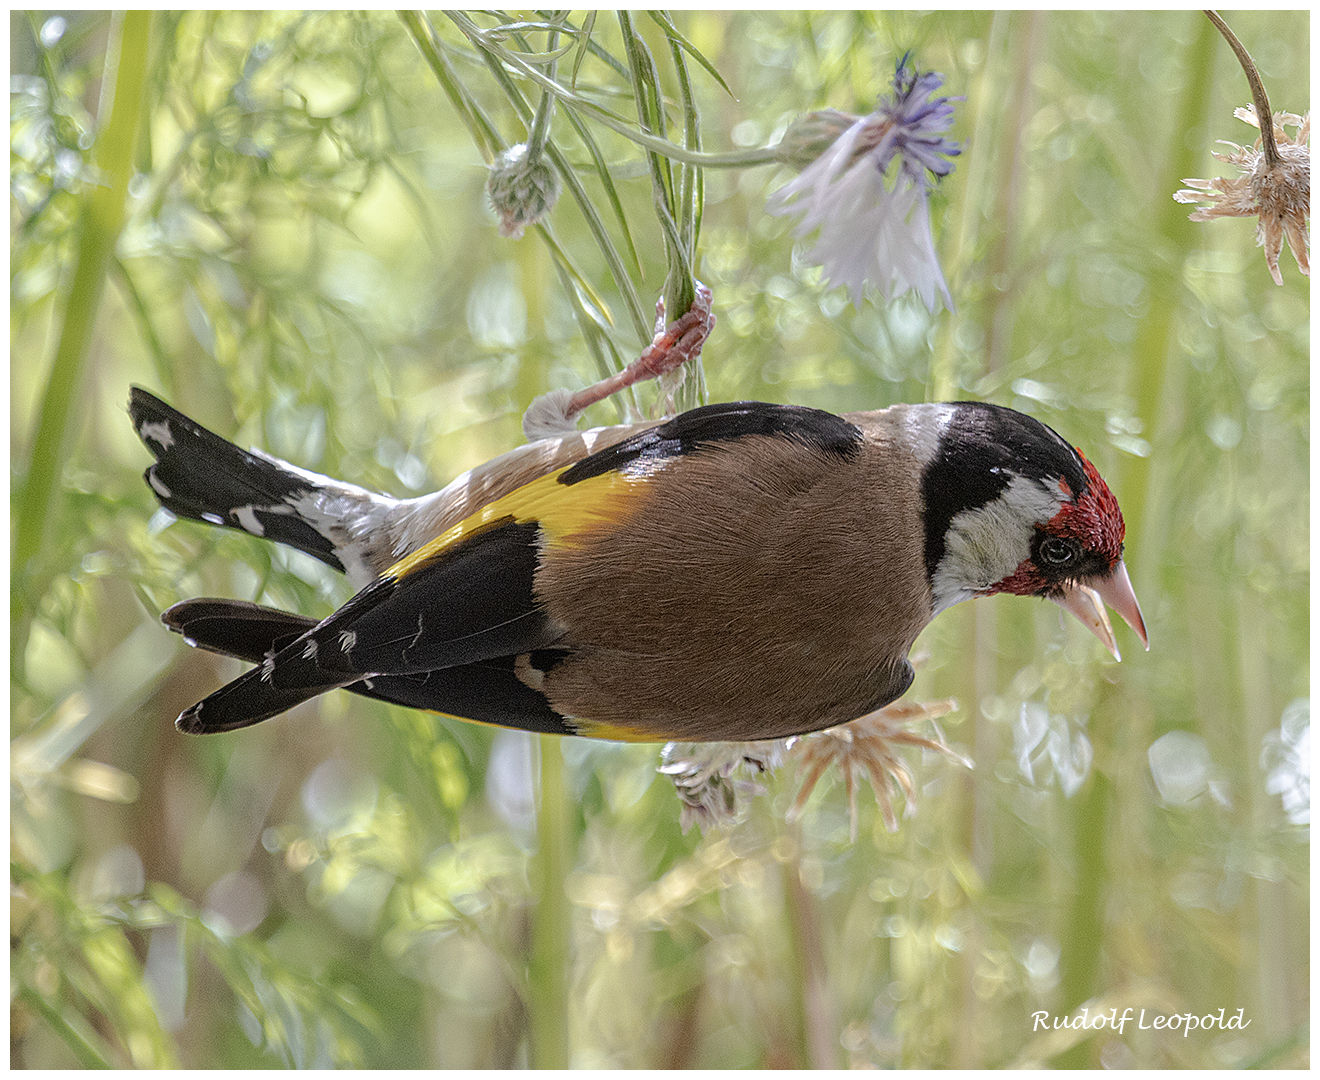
[174,519,560,733]
[559,400,862,485]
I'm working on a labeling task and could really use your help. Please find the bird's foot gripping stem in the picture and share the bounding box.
[522,283,715,440]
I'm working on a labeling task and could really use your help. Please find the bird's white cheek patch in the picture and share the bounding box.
[931,475,1062,613]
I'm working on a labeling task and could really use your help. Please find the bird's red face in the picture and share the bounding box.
[918,401,1146,660]
[1046,452,1126,566]
[990,452,1123,596]
[988,451,1146,660]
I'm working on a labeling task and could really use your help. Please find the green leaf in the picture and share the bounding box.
[647,10,737,100]
[560,106,644,280]
[568,9,596,88]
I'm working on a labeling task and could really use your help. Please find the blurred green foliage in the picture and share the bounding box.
[11,9,1308,1069]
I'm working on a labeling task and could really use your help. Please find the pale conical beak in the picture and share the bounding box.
[1050,559,1149,661]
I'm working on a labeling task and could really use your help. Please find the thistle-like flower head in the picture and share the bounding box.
[1174,106,1310,285]
[865,60,963,189]
[768,54,963,311]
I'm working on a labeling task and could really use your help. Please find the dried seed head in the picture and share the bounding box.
[787,698,968,841]
[1174,107,1310,285]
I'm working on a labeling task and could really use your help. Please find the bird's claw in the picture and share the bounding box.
[541,283,714,429]
[637,282,715,380]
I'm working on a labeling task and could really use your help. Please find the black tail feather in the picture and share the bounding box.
[176,665,349,734]
[163,598,316,662]
[168,607,355,733]
[129,387,347,573]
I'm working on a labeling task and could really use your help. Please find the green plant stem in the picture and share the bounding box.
[1053,769,1112,1071]
[12,10,151,668]
[666,26,703,258]
[558,104,644,280]
[17,987,114,1069]
[662,22,707,415]
[929,10,1006,401]
[782,834,837,1068]
[529,735,571,1068]
[618,11,695,322]
[982,11,1044,377]
[524,31,557,167]
[1122,11,1219,569]
[1204,10,1279,169]
[428,9,651,343]
[398,9,501,160]
[445,9,779,169]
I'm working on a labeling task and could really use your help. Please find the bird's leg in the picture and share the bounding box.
[569,282,715,416]
[522,284,715,439]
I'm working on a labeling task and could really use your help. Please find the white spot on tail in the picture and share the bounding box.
[233,505,266,536]
[302,639,318,661]
[339,630,356,655]
[138,418,174,449]
[147,471,172,499]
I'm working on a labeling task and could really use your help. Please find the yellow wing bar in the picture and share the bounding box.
[385,462,654,583]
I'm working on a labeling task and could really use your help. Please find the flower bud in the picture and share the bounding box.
[485,143,561,239]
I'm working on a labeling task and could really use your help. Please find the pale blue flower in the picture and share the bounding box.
[769,57,962,312]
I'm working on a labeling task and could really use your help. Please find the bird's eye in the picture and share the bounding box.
[1039,536,1079,566]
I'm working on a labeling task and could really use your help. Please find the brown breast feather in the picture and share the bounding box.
[535,421,933,741]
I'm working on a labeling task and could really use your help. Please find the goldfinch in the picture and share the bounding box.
[130,387,1147,741]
